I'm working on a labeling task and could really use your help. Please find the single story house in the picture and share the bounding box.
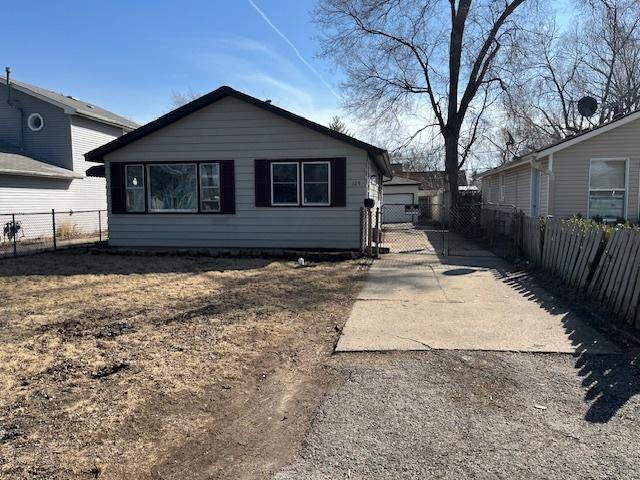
[479,109,640,222]
[0,72,137,216]
[85,86,392,250]
[382,175,420,222]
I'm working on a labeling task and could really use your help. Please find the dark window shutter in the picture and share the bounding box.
[254,159,271,207]
[110,162,126,213]
[220,160,236,214]
[331,158,347,207]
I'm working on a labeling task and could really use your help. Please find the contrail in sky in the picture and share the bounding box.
[247,0,341,100]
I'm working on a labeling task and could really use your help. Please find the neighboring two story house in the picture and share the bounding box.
[0,71,137,216]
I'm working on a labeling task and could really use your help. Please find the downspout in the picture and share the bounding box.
[5,67,24,149]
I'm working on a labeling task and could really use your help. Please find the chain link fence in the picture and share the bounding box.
[450,203,521,259]
[0,210,107,258]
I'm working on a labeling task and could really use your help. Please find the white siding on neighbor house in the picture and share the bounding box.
[70,116,123,210]
[104,96,377,249]
[482,173,501,204]
[552,117,640,222]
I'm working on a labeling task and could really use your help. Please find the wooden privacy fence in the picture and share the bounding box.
[517,216,640,330]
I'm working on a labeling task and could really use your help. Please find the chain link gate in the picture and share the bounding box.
[379,201,449,255]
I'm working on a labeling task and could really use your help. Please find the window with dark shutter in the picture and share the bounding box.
[330,158,347,207]
[255,159,271,207]
[110,162,126,213]
[256,158,347,207]
[219,160,236,214]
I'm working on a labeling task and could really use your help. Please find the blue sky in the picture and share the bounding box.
[3,0,341,125]
[5,1,572,131]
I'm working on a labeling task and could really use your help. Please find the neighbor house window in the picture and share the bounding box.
[200,163,221,212]
[147,163,198,212]
[271,162,299,205]
[589,159,627,220]
[499,173,505,201]
[125,164,145,212]
[27,113,44,131]
[302,162,330,205]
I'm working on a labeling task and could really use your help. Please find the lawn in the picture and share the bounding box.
[0,252,365,479]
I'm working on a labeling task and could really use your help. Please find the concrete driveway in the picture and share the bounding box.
[337,249,619,354]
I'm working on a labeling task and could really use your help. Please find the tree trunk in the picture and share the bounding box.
[444,131,460,211]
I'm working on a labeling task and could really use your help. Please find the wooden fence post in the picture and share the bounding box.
[98,210,102,243]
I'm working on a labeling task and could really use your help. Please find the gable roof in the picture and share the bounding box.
[84,85,392,177]
[0,77,139,130]
[479,108,640,178]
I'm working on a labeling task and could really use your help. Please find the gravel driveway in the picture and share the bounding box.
[275,350,640,479]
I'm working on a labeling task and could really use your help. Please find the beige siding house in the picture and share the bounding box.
[86,86,391,250]
[479,111,640,223]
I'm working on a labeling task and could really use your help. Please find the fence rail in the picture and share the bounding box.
[0,209,107,258]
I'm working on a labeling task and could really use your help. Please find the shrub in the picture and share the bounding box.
[56,220,80,240]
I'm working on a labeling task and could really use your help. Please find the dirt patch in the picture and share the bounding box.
[0,252,366,479]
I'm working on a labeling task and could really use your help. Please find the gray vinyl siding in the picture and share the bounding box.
[552,118,640,222]
[104,96,374,249]
[482,164,531,214]
[0,83,72,169]
[538,158,549,216]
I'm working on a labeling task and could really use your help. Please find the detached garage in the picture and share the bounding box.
[383,176,420,223]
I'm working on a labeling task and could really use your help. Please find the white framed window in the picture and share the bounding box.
[27,113,44,132]
[302,161,331,206]
[147,163,198,212]
[588,158,627,221]
[125,164,145,212]
[200,163,221,212]
[271,162,299,205]
[499,173,505,202]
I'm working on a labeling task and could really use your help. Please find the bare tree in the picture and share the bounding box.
[500,0,640,156]
[328,115,351,134]
[314,0,530,204]
[170,89,202,109]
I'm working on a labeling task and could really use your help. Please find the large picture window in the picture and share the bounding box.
[271,162,299,205]
[589,159,627,220]
[302,162,330,205]
[125,164,145,212]
[147,164,198,212]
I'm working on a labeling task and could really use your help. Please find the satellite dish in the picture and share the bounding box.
[578,96,598,117]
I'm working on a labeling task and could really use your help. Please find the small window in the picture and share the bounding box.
[302,162,330,205]
[147,163,198,212]
[27,113,44,132]
[200,163,221,212]
[589,159,626,220]
[125,164,145,212]
[499,173,505,201]
[271,162,299,205]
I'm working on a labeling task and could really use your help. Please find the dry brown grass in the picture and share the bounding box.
[0,252,365,479]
